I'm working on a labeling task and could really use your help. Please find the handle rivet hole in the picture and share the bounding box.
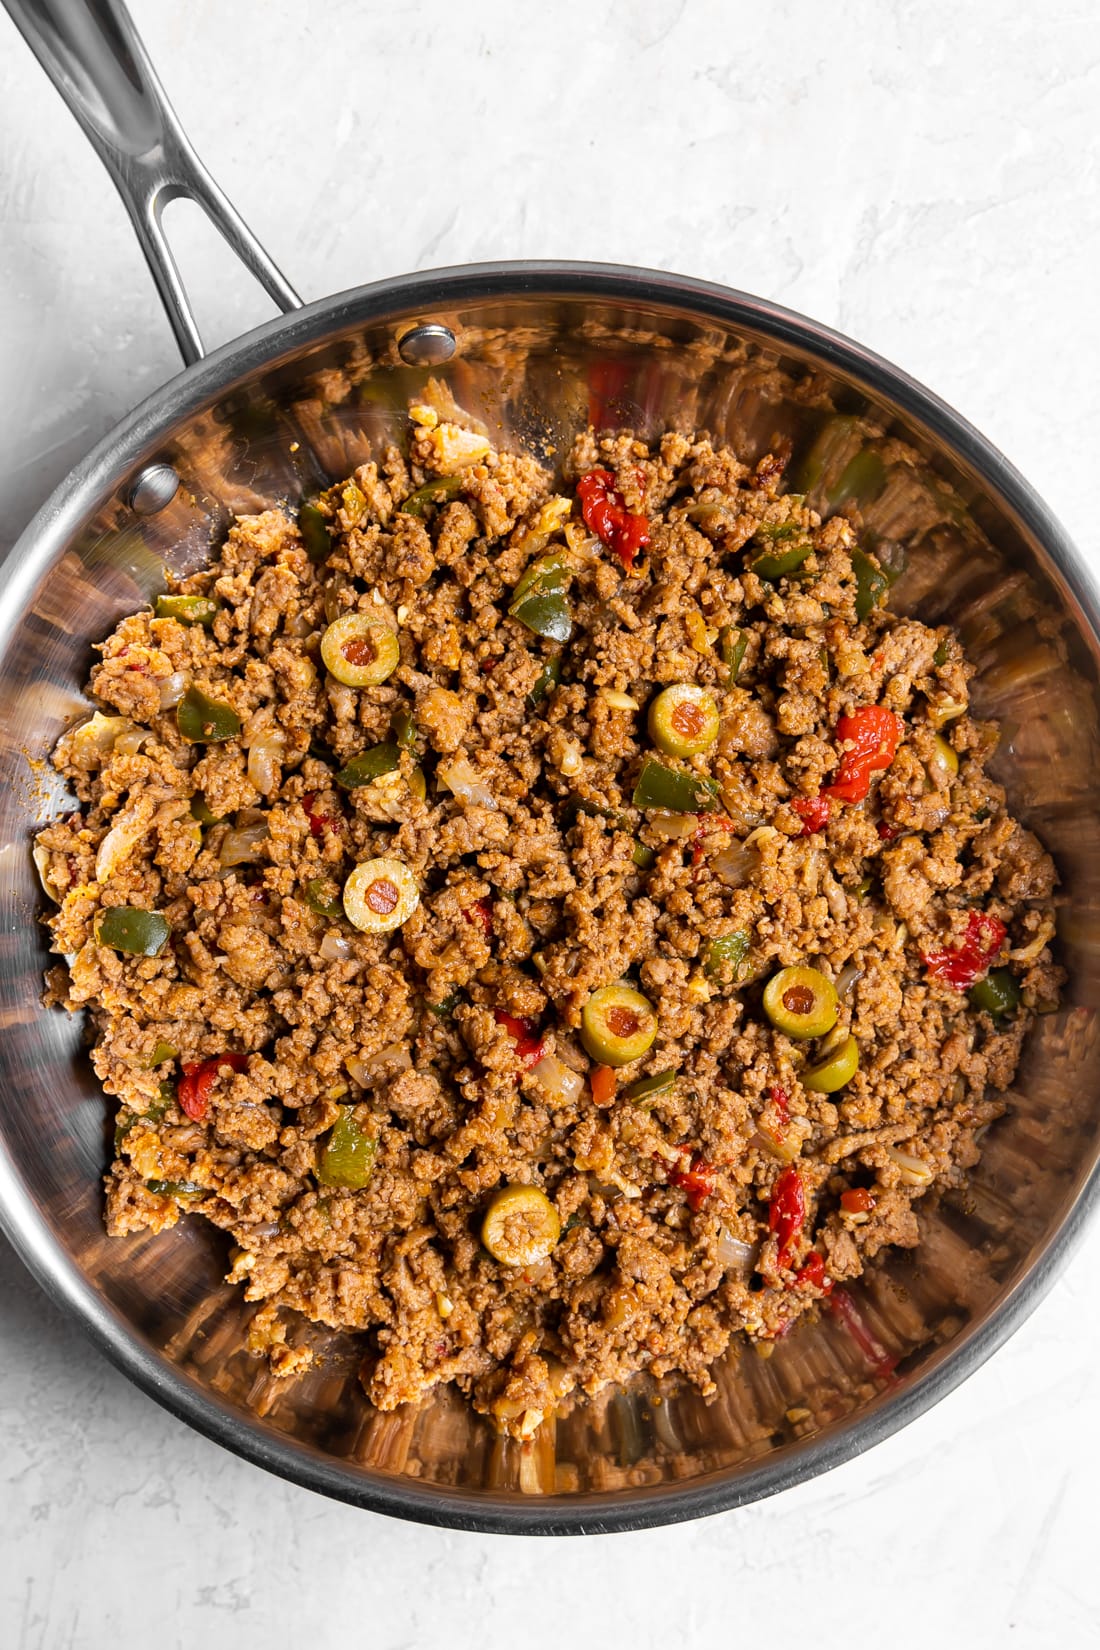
[397,323,457,366]
[127,463,180,515]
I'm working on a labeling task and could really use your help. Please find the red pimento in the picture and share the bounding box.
[823,705,903,805]
[922,910,1006,990]
[494,1011,546,1070]
[576,469,650,573]
[177,1053,248,1122]
[828,1287,898,1378]
[877,820,899,841]
[669,1150,717,1212]
[463,898,493,936]
[791,795,831,835]
[791,1251,833,1293]
[840,1187,876,1215]
[768,1165,806,1269]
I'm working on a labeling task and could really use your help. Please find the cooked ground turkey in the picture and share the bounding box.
[35,402,1062,1438]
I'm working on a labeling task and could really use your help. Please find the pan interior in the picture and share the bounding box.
[4,274,1099,1526]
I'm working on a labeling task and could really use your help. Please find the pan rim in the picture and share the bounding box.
[2,259,1098,1534]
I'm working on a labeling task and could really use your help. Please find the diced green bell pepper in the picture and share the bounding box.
[305,876,344,918]
[154,595,219,627]
[622,1069,678,1103]
[969,968,1021,1018]
[852,546,889,621]
[750,540,813,581]
[719,626,748,685]
[336,743,401,788]
[829,450,887,510]
[400,475,463,516]
[97,907,171,957]
[527,652,562,709]
[510,557,574,643]
[298,500,333,563]
[177,686,241,743]
[632,758,720,813]
[392,709,418,749]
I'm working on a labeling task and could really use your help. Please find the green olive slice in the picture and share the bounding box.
[802,1033,859,1093]
[481,1184,561,1266]
[320,614,400,687]
[648,683,720,757]
[343,857,419,933]
[763,965,838,1040]
[317,1107,376,1189]
[580,984,658,1067]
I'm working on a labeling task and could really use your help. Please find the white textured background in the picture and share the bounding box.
[2,1,1099,1644]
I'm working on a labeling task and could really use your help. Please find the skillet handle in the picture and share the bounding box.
[3,0,302,365]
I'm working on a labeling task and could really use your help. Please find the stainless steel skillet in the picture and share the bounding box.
[2,0,1099,1535]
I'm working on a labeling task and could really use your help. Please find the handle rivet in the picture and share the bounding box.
[128,464,180,515]
[397,323,457,366]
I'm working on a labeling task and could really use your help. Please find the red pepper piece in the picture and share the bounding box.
[690,812,737,869]
[302,792,337,839]
[791,795,831,835]
[577,469,650,573]
[494,1011,546,1070]
[823,705,903,805]
[791,1251,833,1293]
[769,1085,790,1136]
[177,1052,248,1122]
[877,820,899,841]
[463,898,493,936]
[922,909,1006,990]
[669,1150,717,1212]
[768,1165,806,1269]
[840,1187,876,1215]
[590,1065,617,1106]
[828,1287,898,1378]
[480,658,499,674]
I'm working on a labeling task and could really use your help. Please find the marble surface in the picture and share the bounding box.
[2,0,1099,1643]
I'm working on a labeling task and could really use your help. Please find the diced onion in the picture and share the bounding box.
[712,841,758,888]
[836,962,864,1000]
[530,1052,585,1105]
[218,812,269,868]
[95,804,148,881]
[347,1043,412,1087]
[319,930,354,962]
[647,812,697,841]
[32,844,61,902]
[247,732,285,796]
[717,1227,755,1277]
[437,757,497,810]
[157,671,188,710]
[58,711,144,769]
[886,1145,933,1185]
